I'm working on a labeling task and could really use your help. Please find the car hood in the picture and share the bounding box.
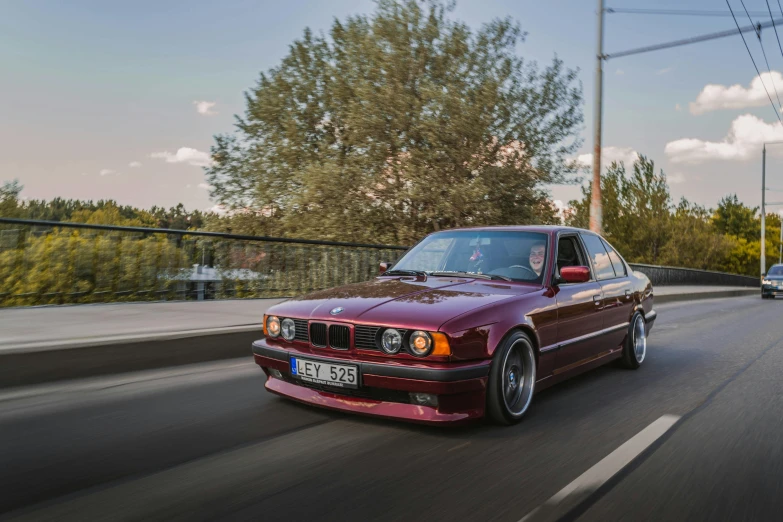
[268,276,541,331]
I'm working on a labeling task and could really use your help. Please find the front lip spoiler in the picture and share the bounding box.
[252,341,490,382]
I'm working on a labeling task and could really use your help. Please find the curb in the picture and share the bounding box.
[654,288,758,304]
[0,330,262,390]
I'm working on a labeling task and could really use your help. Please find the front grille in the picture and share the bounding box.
[329,324,350,350]
[354,325,380,350]
[293,319,309,342]
[310,323,327,347]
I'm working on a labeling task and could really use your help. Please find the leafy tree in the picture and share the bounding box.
[70,202,157,227]
[0,180,23,218]
[150,204,206,230]
[659,199,734,270]
[713,195,758,242]
[566,156,671,264]
[207,0,583,244]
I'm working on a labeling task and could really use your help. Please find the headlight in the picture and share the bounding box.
[281,318,295,340]
[266,315,281,337]
[381,328,403,354]
[409,330,433,357]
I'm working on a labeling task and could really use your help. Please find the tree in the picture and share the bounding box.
[566,156,671,264]
[713,195,758,242]
[659,199,734,270]
[207,0,583,244]
[0,180,23,218]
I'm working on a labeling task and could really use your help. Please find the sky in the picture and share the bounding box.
[4,0,783,214]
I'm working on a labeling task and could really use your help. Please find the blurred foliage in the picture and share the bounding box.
[206,0,583,245]
[566,156,776,277]
[0,180,403,306]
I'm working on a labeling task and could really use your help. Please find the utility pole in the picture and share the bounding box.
[590,0,605,234]
[761,141,783,275]
[762,145,766,277]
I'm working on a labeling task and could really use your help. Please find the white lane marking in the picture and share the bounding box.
[520,414,681,522]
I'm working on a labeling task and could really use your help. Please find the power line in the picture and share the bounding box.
[606,7,770,17]
[605,16,783,60]
[726,0,782,122]
[742,0,783,111]
[767,0,783,64]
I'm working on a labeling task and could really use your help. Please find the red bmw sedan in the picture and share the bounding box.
[252,226,656,425]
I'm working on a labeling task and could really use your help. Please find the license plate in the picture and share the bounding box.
[290,356,359,389]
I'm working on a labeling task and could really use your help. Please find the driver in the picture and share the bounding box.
[528,242,546,276]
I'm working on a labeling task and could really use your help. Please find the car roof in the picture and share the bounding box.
[432,225,592,235]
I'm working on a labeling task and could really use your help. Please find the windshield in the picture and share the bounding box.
[768,266,783,276]
[391,230,549,283]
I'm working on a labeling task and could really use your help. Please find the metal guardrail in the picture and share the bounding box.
[629,263,759,287]
[0,218,407,307]
[0,218,759,307]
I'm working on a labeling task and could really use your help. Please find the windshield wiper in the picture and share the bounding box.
[430,271,512,282]
[383,269,429,277]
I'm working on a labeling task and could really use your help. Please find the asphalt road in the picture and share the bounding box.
[2,294,783,521]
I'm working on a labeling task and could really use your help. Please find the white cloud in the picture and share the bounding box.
[193,100,217,116]
[128,161,142,168]
[577,146,639,170]
[667,172,686,184]
[615,69,625,76]
[150,147,213,167]
[656,67,673,75]
[99,169,115,176]
[675,103,682,112]
[689,72,783,114]
[552,199,570,221]
[198,183,212,190]
[665,113,783,164]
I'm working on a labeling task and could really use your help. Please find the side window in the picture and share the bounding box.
[580,233,616,280]
[601,239,627,277]
[556,235,587,276]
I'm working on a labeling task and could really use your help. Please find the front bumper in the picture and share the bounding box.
[252,339,490,425]
[762,284,783,297]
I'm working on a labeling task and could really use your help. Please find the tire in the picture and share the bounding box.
[620,311,647,369]
[486,331,537,425]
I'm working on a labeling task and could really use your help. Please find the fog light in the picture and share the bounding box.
[409,392,438,408]
[270,368,283,379]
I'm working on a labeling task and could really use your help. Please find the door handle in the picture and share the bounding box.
[593,294,602,305]
[625,290,632,299]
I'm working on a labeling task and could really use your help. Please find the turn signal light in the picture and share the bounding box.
[431,332,451,356]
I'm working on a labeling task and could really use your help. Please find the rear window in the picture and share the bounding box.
[602,239,627,277]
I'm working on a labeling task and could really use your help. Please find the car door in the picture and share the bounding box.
[598,237,635,346]
[552,233,605,373]
[579,233,633,350]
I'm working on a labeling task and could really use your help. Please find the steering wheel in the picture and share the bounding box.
[509,265,538,279]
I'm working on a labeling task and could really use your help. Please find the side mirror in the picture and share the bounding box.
[379,262,391,275]
[560,266,590,284]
